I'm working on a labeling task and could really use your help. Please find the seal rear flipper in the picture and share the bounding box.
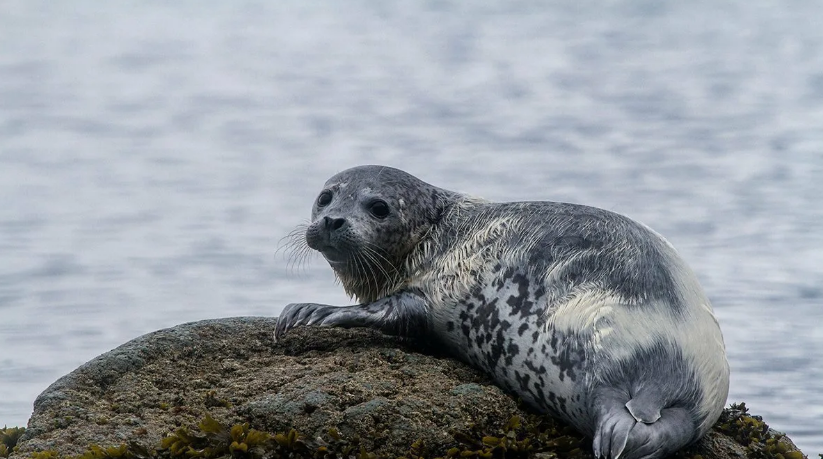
[592,408,633,459]
[626,396,662,423]
[593,403,694,459]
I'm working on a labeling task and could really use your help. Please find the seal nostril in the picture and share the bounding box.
[324,216,347,232]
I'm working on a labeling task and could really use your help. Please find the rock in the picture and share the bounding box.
[9,317,807,459]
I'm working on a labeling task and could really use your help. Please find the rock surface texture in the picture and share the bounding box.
[9,317,807,459]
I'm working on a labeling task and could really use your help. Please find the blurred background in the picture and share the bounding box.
[1,0,821,453]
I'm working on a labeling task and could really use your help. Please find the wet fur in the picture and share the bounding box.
[279,166,730,459]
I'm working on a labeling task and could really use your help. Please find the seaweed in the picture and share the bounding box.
[434,414,588,459]
[160,414,277,458]
[716,403,805,459]
[28,451,59,459]
[152,411,581,459]
[1,426,26,458]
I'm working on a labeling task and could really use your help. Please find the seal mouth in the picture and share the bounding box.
[320,246,348,265]
[305,229,349,265]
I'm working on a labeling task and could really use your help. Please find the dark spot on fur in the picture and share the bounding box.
[506,272,534,318]
[470,285,486,303]
[475,298,501,337]
[550,331,585,382]
[557,396,568,415]
[484,329,507,370]
[502,267,515,280]
[525,359,547,375]
[461,323,472,340]
[515,370,531,392]
[518,323,529,336]
[505,342,519,365]
[533,381,548,403]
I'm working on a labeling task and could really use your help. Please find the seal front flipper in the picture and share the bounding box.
[275,302,329,339]
[275,289,429,340]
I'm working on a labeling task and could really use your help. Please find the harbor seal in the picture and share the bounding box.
[275,165,730,459]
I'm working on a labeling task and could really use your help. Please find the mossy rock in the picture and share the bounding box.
[8,317,808,459]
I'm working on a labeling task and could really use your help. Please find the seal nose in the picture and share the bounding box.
[324,216,347,232]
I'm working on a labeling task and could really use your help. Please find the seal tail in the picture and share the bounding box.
[592,395,695,459]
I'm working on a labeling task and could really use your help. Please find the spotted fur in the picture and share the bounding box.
[277,165,730,459]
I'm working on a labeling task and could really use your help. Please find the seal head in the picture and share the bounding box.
[305,165,455,303]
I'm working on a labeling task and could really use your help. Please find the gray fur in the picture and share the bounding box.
[276,165,730,459]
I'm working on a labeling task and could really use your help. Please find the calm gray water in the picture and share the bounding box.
[1,0,821,453]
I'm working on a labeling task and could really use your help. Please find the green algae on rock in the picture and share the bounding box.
[8,317,810,459]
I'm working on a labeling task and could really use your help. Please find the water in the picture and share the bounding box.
[1,0,821,453]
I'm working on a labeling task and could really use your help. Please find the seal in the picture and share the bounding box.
[276,165,730,459]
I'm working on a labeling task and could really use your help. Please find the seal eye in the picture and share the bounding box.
[368,200,390,219]
[317,191,332,207]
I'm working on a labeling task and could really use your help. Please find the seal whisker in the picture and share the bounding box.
[358,244,401,301]
[352,251,377,301]
[365,248,394,301]
[359,241,402,280]
[350,249,382,303]
[358,247,388,284]
[345,252,365,299]
[278,223,316,273]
